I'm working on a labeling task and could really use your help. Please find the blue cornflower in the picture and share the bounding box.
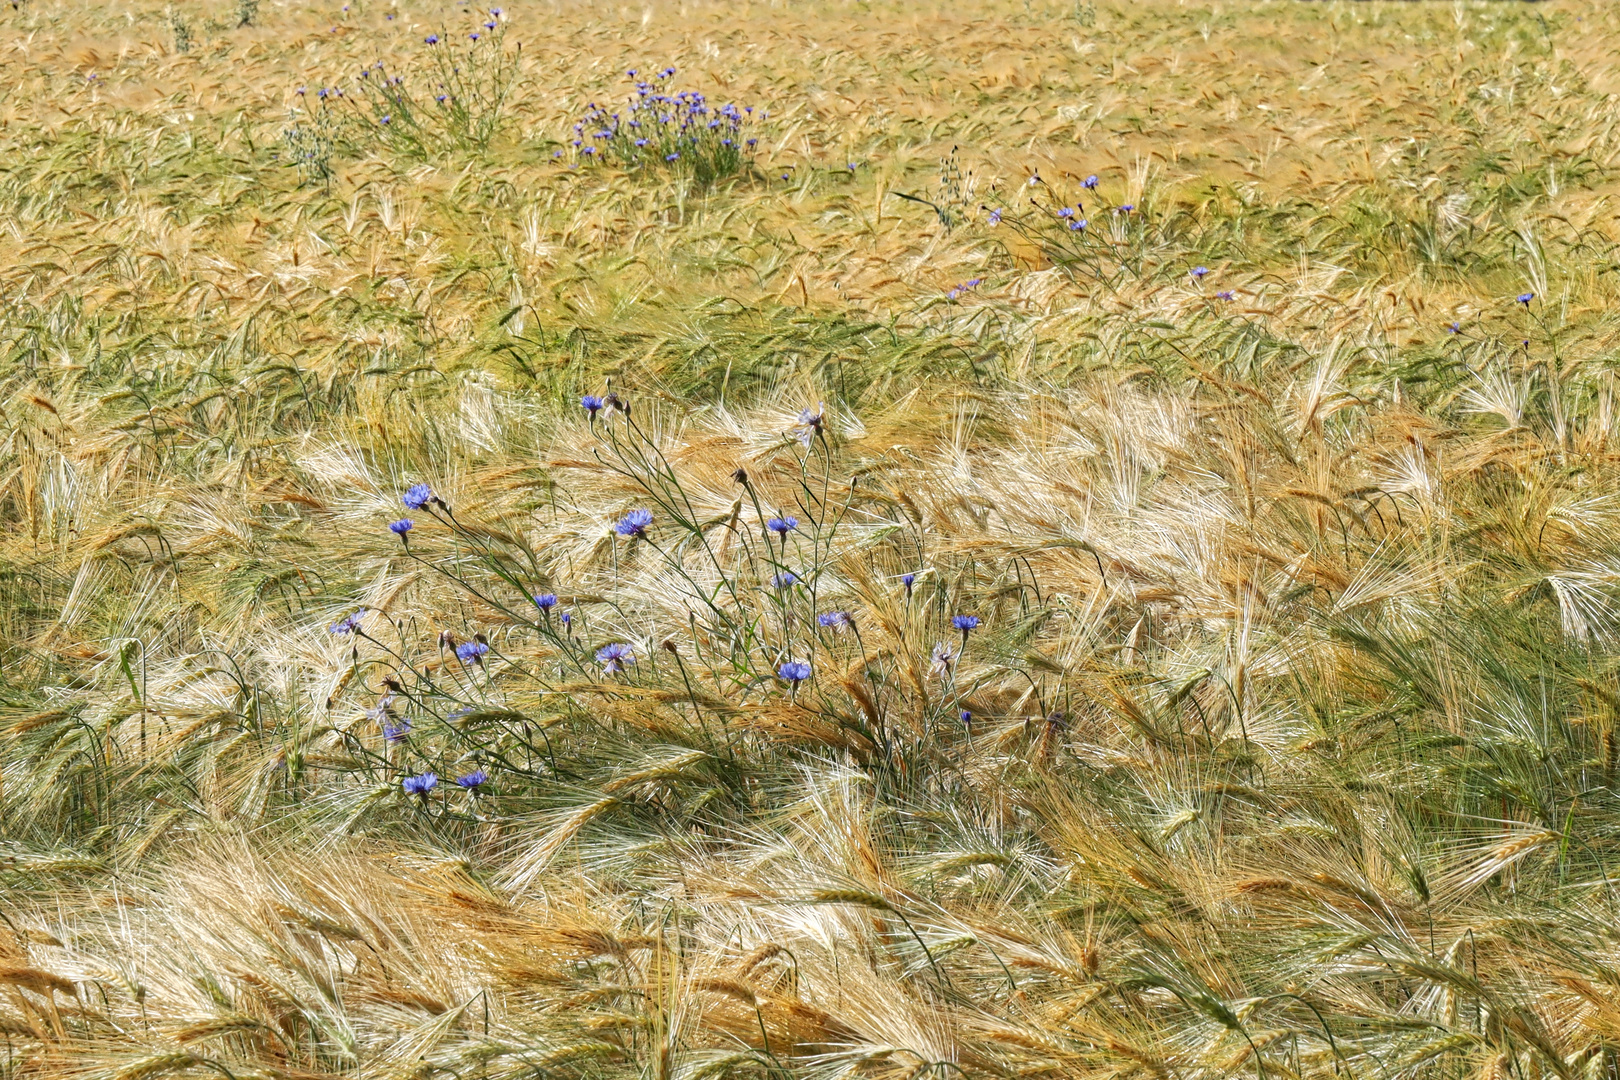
[330,610,365,635]
[383,718,411,743]
[901,572,916,595]
[456,641,489,665]
[402,772,437,796]
[953,614,981,633]
[403,483,432,510]
[773,572,798,589]
[1448,322,1461,334]
[456,768,489,789]
[616,508,653,537]
[987,209,1002,225]
[778,661,811,683]
[582,147,595,155]
[597,642,634,673]
[469,32,480,40]
[560,611,572,627]
[1119,203,1136,212]
[665,152,679,161]
[1069,219,1087,231]
[389,518,413,536]
[582,394,605,415]
[1081,174,1099,189]
[635,138,648,147]
[1191,266,1209,279]
[1216,291,1234,301]
[794,405,825,446]
[1057,207,1074,218]
[1517,292,1535,305]
[485,20,496,29]
[424,33,439,43]
[960,709,972,728]
[818,611,852,630]
[767,516,798,535]
[534,593,558,611]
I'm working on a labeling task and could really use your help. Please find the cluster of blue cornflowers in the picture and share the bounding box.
[976,171,1155,284]
[346,389,1011,809]
[571,67,759,186]
[299,8,516,157]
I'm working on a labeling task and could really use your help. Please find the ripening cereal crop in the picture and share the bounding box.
[2,1,1620,1078]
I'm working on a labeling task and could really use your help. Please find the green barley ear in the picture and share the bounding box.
[808,888,894,911]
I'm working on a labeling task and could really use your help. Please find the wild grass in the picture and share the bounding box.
[4,0,1620,1078]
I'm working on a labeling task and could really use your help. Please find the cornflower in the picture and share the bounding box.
[330,610,365,635]
[616,509,653,537]
[794,404,825,447]
[402,772,437,797]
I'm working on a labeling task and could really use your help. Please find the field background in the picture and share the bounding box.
[5,0,1620,1078]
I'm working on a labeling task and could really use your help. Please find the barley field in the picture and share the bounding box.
[2,0,1620,1077]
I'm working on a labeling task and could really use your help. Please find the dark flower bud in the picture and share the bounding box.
[661,639,679,654]
[732,467,749,484]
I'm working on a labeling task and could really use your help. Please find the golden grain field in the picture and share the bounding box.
[4,1,1620,1078]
